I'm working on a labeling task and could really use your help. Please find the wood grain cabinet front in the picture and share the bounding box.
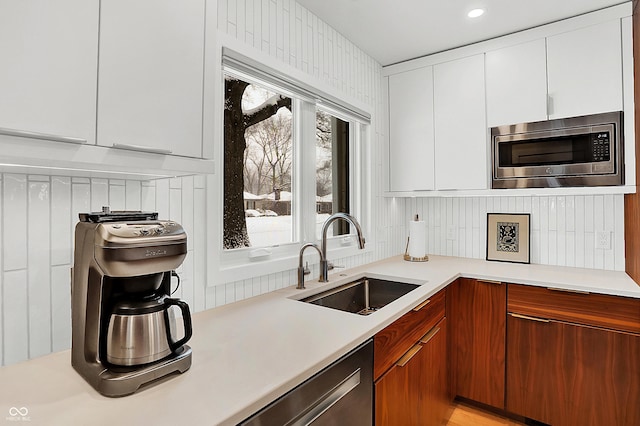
[506,284,640,426]
[449,278,507,409]
[375,318,448,426]
[373,288,448,425]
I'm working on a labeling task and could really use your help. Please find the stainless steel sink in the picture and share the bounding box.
[300,277,420,315]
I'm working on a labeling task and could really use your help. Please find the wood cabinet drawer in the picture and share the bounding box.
[374,289,445,380]
[508,284,640,334]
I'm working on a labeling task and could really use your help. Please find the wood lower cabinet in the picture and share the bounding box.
[506,314,640,426]
[374,289,449,425]
[506,284,640,425]
[376,318,448,426]
[450,278,506,409]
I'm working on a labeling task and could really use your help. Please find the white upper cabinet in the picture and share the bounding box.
[486,39,548,127]
[97,0,206,158]
[434,54,487,190]
[388,67,435,192]
[547,20,623,119]
[0,0,99,144]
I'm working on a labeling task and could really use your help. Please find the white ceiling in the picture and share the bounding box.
[296,0,628,66]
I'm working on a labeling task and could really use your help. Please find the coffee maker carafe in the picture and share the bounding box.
[71,208,193,397]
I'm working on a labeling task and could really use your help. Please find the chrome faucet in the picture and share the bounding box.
[297,242,324,289]
[319,213,365,282]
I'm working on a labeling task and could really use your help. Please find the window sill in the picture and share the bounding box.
[213,244,374,286]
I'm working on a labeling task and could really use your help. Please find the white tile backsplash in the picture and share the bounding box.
[3,270,29,365]
[28,178,52,359]
[394,195,626,271]
[3,174,27,271]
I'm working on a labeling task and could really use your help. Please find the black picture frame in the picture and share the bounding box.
[486,213,531,264]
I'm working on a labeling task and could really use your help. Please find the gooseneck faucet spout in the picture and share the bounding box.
[320,213,365,282]
[297,243,324,289]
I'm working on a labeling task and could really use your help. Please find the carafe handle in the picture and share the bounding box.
[163,298,193,352]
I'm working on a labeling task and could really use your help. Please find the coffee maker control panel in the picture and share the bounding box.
[99,221,185,242]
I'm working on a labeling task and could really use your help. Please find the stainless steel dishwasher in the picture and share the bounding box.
[239,339,373,426]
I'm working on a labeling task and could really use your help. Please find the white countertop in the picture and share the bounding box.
[1,255,638,425]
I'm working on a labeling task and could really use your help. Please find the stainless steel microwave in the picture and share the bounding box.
[491,111,624,189]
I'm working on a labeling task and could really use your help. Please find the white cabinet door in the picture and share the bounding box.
[388,67,435,192]
[97,0,206,158]
[434,54,487,190]
[0,0,99,144]
[547,20,623,119]
[486,39,548,127]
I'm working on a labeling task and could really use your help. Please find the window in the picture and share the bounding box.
[219,51,371,278]
[223,76,294,249]
[315,109,350,239]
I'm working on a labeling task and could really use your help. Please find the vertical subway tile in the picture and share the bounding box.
[565,196,575,232]
[565,232,575,267]
[205,284,217,310]
[28,177,52,359]
[108,180,126,210]
[3,270,29,365]
[548,197,557,231]
[575,231,586,268]
[71,178,90,238]
[556,196,565,232]
[614,195,625,271]
[156,179,170,220]
[51,177,72,266]
[193,187,207,312]
[181,176,194,251]
[90,178,109,211]
[3,174,27,271]
[215,283,226,307]
[530,197,540,231]
[125,181,142,210]
[584,195,594,232]
[141,181,157,212]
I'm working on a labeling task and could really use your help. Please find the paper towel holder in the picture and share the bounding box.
[403,237,429,262]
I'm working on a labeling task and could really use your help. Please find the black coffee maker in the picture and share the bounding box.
[71,208,193,397]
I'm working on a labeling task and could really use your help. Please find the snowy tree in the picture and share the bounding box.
[224,77,291,249]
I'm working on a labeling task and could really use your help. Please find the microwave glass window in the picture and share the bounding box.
[498,131,610,167]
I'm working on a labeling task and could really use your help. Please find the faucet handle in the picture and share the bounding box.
[303,262,311,276]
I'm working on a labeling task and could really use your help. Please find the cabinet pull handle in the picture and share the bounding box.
[509,313,550,323]
[0,127,87,145]
[112,143,172,155]
[546,287,590,295]
[419,326,441,345]
[478,279,502,285]
[412,299,431,311]
[396,345,422,367]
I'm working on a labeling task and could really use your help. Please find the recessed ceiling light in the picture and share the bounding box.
[467,8,485,18]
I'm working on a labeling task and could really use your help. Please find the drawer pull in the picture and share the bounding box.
[478,279,502,285]
[509,313,550,323]
[396,345,422,367]
[112,143,172,155]
[412,299,431,311]
[546,287,590,295]
[0,127,87,144]
[419,326,441,345]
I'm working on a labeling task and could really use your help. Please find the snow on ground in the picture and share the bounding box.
[246,214,332,247]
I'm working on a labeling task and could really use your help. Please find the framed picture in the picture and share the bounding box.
[486,213,530,264]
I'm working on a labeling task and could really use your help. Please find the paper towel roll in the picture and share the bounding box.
[408,220,426,258]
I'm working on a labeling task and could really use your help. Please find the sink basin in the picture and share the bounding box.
[300,277,420,315]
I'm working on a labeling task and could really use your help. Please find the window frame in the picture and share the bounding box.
[211,48,373,285]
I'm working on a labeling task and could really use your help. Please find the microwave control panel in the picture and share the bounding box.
[591,132,610,162]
